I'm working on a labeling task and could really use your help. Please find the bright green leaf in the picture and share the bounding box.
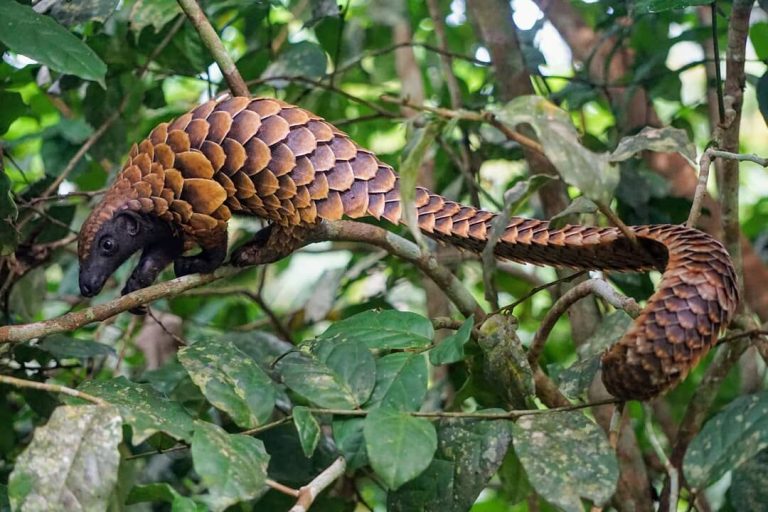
[512,411,618,512]
[9,405,122,511]
[0,0,106,85]
[320,310,434,349]
[191,422,270,511]
[178,338,276,428]
[364,407,437,490]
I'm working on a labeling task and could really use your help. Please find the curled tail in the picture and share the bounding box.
[82,96,740,400]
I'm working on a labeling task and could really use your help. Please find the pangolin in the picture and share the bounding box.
[77,96,739,400]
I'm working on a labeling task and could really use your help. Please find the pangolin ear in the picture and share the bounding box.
[115,210,142,237]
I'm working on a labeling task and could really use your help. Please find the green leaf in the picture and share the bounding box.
[757,71,768,128]
[367,353,427,412]
[263,41,328,87]
[0,484,8,512]
[38,335,115,359]
[332,417,368,471]
[364,407,437,490]
[0,169,18,256]
[399,120,440,247]
[684,391,768,490]
[0,90,25,136]
[50,0,120,25]
[78,377,196,443]
[492,96,618,204]
[582,310,633,355]
[278,352,359,409]
[610,126,696,166]
[320,339,376,406]
[178,338,276,428]
[392,413,513,510]
[191,422,270,512]
[478,314,534,409]
[129,0,181,34]
[127,483,204,511]
[9,405,122,511]
[549,196,598,229]
[751,22,768,61]
[727,449,768,511]
[293,406,321,458]
[498,448,532,506]
[429,316,473,365]
[633,0,715,14]
[512,412,618,512]
[0,0,106,85]
[320,310,434,349]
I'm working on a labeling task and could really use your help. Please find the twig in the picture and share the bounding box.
[609,402,624,450]
[687,147,714,228]
[0,374,107,405]
[290,457,347,512]
[267,479,300,498]
[177,0,249,96]
[596,200,637,246]
[644,404,678,512]
[380,95,545,154]
[527,278,640,365]
[241,291,294,343]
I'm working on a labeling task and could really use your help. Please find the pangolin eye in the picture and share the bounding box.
[100,238,116,254]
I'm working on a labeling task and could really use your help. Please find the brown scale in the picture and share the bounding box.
[79,96,740,401]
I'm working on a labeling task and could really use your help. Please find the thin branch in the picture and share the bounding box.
[0,374,107,405]
[177,0,249,96]
[241,291,294,343]
[0,266,241,343]
[645,405,679,512]
[335,41,488,76]
[527,278,640,366]
[268,479,300,498]
[687,147,714,228]
[291,457,347,512]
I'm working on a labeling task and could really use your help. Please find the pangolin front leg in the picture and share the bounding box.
[174,225,228,277]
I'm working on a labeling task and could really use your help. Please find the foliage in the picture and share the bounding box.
[0,0,767,511]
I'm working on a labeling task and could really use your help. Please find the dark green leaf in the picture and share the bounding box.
[126,483,204,511]
[293,406,321,458]
[727,449,768,511]
[0,90,25,136]
[320,310,434,349]
[78,377,196,443]
[478,315,534,409]
[0,0,106,85]
[429,316,473,365]
[512,412,618,512]
[263,41,328,87]
[684,391,768,490]
[582,311,633,355]
[610,126,696,166]
[320,339,376,406]
[191,422,270,511]
[178,338,276,428]
[38,335,115,359]
[8,405,122,511]
[364,407,437,489]
[750,23,768,61]
[278,352,359,409]
[332,417,368,471]
[129,0,181,33]
[367,352,427,412]
[549,196,598,229]
[757,71,768,128]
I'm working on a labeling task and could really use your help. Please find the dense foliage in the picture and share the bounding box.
[1,0,768,510]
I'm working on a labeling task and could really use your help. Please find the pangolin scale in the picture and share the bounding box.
[79,96,739,400]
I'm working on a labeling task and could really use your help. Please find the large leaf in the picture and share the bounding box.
[364,407,437,490]
[262,41,329,87]
[191,422,270,512]
[391,412,513,510]
[38,335,115,360]
[0,0,106,85]
[320,339,377,407]
[50,0,120,25]
[320,310,434,349]
[78,377,196,443]
[727,449,768,511]
[492,96,618,204]
[512,411,619,512]
[367,352,428,412]
[178,338,276,428]
[684,391,768,490]
[9,405,121,511]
